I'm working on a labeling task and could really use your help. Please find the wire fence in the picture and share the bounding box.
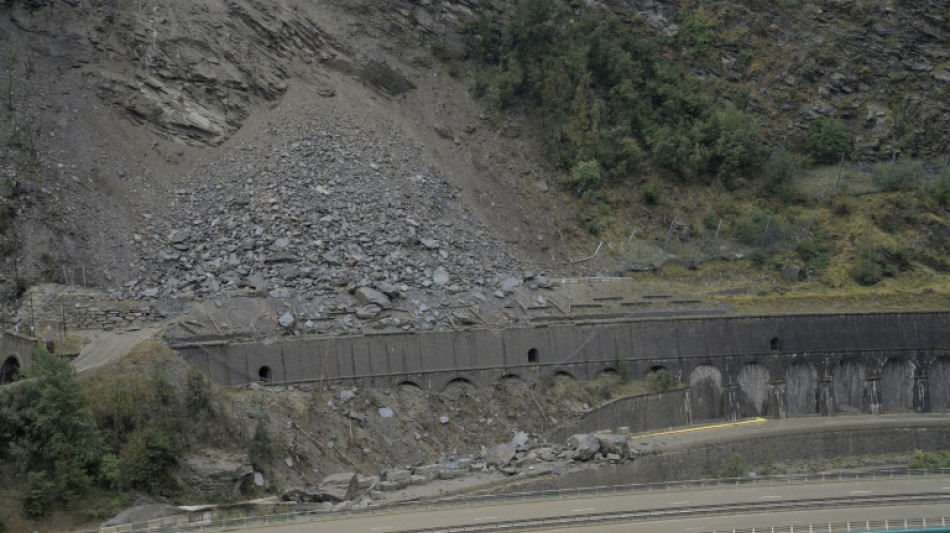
[98,467,950,533]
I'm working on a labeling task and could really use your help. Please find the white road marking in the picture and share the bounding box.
[668,501,690,505]
[850,490,872,495]
[942,487,950,491]
[369,527,394,531]
[760,495,783,500]
[571,507,596,512]
[473,516,498,522]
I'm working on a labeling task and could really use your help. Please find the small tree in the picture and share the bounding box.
[809,117,851,164]
[718,452,749,479]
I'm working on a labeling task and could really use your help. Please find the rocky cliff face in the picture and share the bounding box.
[1,0,948,316]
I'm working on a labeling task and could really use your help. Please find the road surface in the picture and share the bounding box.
[244,476,950,533]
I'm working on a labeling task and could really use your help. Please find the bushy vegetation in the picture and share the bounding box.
[717,452,749,479]
[809,117,851,164]
[908,449,950,469]
[0,342,258,521]
[466,0,767,188]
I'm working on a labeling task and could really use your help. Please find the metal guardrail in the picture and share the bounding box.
[705,517,950,533]
[100,468,950,533]
[111,494,950,533]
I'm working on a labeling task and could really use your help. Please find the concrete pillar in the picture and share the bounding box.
[769,380,788,419]
[914,375,930,413]
[865,377,882,415]
[725,383,741,422]
[818,378,835,417]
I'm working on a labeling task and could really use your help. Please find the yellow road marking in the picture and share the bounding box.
[631,417,767,439]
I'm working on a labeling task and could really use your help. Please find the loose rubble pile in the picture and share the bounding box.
[280,429,641,506]
[123,115,548,335]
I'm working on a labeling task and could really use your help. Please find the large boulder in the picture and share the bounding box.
[354,287,392,309]
[316,472,360,503]
[485,442,518,467]
[593,433,631,459]
[178,450,253,500]
[567,434,601,461]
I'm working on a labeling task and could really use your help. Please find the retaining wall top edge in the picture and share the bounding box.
[169,310,950,349]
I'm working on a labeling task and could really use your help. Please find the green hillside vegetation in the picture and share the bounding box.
[462,0,950,301]
[0,342,259,527]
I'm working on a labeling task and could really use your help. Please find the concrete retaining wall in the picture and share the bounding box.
[549,389,692,443]
[177,312,950,416]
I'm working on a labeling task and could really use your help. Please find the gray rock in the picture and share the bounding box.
[432,267,450,286]
[499,277,521,293]
[339,389,356,402]
[316,472,359,503]
[355,304,382,319]
[354,287,392,309]
[593,433,630,459]
[782,264,803,282]
[278,311,296,329]
[568,434,600,461]
[439,415,450,424]
[384,469,412,482]
[177,450,253,500]
[378,406,394,418]
[485,442,518,467]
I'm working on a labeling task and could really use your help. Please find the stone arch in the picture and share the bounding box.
[930,356,950,411]
[0,356,20,385]
[688,365,723,421]
[442,376,477,391]
[833,359,866,413]
[395,379,424,391]
[737,362,770,417]
[549,369,577,381]
[596,367,620,378]
[881,357,914,412]
[785,362,818,416]
[647,364,669,376]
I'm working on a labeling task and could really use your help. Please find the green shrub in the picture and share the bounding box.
[23,471,54,519]
[646,368,677,393]
[677,6,713,56]
[763,148,798,193]
[795,240,829,269]
[718,452,749,479]
[118,427,180,495]
[809,117,851,164]
[909,449,950,469]
[571,159,602,196]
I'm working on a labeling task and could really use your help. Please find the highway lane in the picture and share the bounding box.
[528,502,950,533]
[249,476,950,533]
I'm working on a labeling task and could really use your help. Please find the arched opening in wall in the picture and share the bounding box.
[396,380,424,391]
[880,357,914,412]
[785,362,818,416]
[737,362,770,417]
[688,365,723,421]
[394,380,426,408]
[0,356,20,385]
[833,359,865,414]
[770,337,782,351]
[495,373,528,395]
[258,366,272,383]
[930,356,950,411]
[527,348,539,363]
[442,377,476,400]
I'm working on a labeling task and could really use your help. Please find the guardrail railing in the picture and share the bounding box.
[99,467,950,533]
[705,516,950,533]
